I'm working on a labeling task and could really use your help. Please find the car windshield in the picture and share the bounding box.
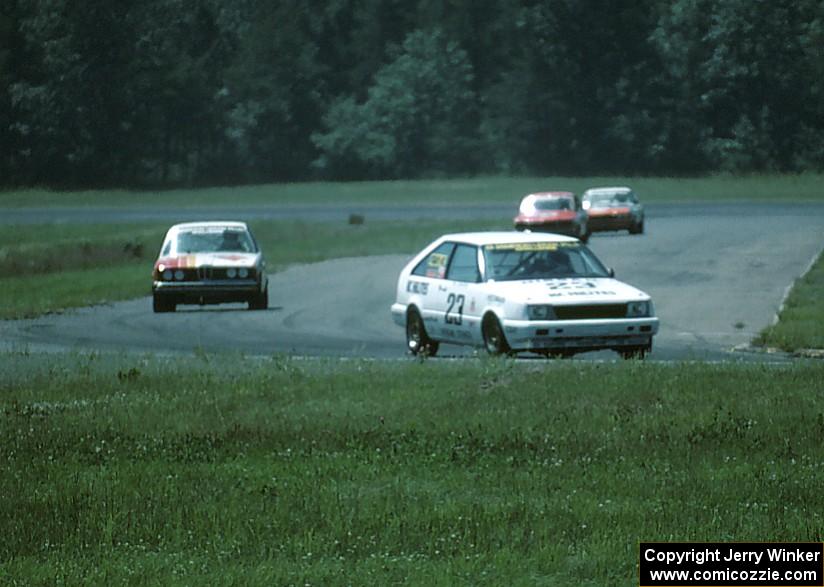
[534,198,572,211]
[587,192,631,207]
[483,242,610,281]
[175,228,255,254]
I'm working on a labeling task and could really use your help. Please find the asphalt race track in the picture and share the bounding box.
[1,203,822,361]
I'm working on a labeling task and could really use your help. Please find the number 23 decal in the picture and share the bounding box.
[445,293,465,325]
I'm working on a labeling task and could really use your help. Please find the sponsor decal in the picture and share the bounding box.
[425,252,448,278]
[544,279,616,297]
[485,242,579,252]
[546,279,597,290]
[546,290,617,298]
[406,280,429,295]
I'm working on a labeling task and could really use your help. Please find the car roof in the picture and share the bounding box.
[436,231,579,247]
[168,221,249,232]
[582,186,632,196]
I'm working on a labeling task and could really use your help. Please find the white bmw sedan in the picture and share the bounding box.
[152,221,268,313]
[391,231,659,359]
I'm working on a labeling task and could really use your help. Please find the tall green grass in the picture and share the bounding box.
[2,353,824,584]
[2,174,823,208]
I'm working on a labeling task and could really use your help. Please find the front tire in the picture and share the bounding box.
[153,292,175,313]
[630,219,644,234]
[406,309,439,357]
[482,314,511,356]
[248,286,269,310]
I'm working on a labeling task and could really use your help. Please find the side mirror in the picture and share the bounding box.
[608,267,615,278]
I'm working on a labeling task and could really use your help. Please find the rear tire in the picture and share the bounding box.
[630,219,644,234]
[406,309,439,357]
[482,314,511,356]
[153,292,175,313]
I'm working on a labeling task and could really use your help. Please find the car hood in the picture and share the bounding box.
[587,206,631,215]
[485,277,650,304]
[156,252,261,269]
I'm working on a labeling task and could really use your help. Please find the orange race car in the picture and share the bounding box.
[512,191,590,242]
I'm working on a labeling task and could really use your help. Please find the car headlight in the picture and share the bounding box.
[238,268,248,278]
[582,201,591,210]
[174,270,184,280]
[527,304,556,320]
[162,269,173,280]
[226,268,237,279]
[626,301,650,317]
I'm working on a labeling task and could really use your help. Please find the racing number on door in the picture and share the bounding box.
[445,293,465,325]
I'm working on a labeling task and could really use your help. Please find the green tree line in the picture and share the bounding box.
[1,0,822,188]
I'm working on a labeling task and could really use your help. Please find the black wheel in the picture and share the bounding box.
[153,292,175,313]
[482,314,511,356]
[619,346,649,360]
[406,309,439,357]
[248,286,268,310]
[630,219,644,234]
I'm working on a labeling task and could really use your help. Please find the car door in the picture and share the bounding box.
[440,243,482,344]
[409,242,456,338]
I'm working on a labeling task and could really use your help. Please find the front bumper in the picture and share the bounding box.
[502,316,658,351]
[153,279,260,304]
[515,220,580,236]
[587,214,633,231]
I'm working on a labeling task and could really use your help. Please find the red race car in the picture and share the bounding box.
[513,191,590,242]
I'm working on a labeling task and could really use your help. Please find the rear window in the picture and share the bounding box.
[412,242,455,279]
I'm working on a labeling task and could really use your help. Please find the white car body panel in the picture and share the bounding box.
[392,231,659,355]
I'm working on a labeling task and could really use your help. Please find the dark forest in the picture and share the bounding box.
[1,0,822,188]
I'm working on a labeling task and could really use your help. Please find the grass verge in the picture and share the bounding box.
[0,218,504,319]
[756,249,824,352]
[2,353,824,584]
[2,174,824,208]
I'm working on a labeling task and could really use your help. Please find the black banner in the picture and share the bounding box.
[640,542,824,586]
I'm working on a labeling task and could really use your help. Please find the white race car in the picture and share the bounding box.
[391,231,659,358]
[152,221,269,313]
